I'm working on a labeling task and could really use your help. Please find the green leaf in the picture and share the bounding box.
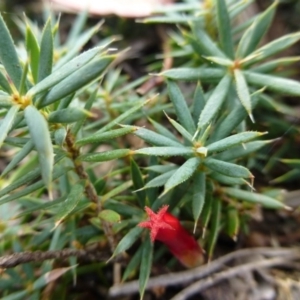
[48,107,91,123]
[122,244,143,282]
[191,22,226,57]
[163,157,201,195]
[206,131,267,154]
[226,206,240,240]
[209,94,259,143]
[148,118,178,142]
[201,191,212,238]
[26,21,40,83]
[1,140,34,177]
[40,56,113,107]
[210,172,250,187]
[55,22,103,69]
[110,227,143,260]
[198,74,231,128]
[234,69,253,120]
[132,126,183,147]
[142,169,176,190]
[24,105,54,193]
[104,199,141,217]
[192,171,206,232]
[216,0,234,58]
[0,166,69,205]
[207,197,221,259]
[165,112,193,142]
[1,291,28,300]
[271,169,300,184]
[204,56,233,66]
[243,32,300,66]
[204,158,253,178]
[78,149,131,162]
[281,159,300,168]
[236,1,277,58]
[160,67,225,81]
[223,187,289,209]
[76,127,136,146]
[217,140,273,161]
[192,82,206,125]
[251,56,300,73]
[54,183,84,228]
[131,159,146,207]
[28,47,102,96]
[0,105,20,148]
[0,71,12,93]
[244,71,300,96]
[0,13,22,89]
[139,236,153,300]
[135,147,194,157]
[167,80,196,134]
[38,18,53,82]
[54,127,67,147]
[99,209,121,223]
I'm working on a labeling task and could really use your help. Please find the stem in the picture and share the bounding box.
[65,130,117,252]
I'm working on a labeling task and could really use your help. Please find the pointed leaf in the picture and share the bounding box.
[148,118,178,141]
[204,56,233,66]
[165,112,194,142]
[160,67,225,81]
[192,171,206,232]
[139,236,153,299]
[243,32,300,66]
[210,172,249,186]
[54,183,84,228]
[26,21,40,83]
[110,227,143,259]
[38,18,53,82]
[132,126,183,147]
[206,131,267,154]
[48,107,91,123]
[135,147,194,157]
[131,159,146,207]
[0,13,22,89]
[234,69,253,119]
[24,105,54,192]
[40,56,113,107]
[76,127,136,146]
[207,197,221,259]
[0,105,20,148]
[142,169,176,190]
[216,0,234,58]
[236,1,277,58]
[122,244,143,282]
[28,47,102,96]
[198,74,231,128]
[226,206,240,240]
[217,140,273,161]
[78,149,131,162]
[223,187,289,209]
[192,82,206,125]
[1,140,34,177]
[0,71,12,93]
[163,157,201,195]
[167,80,196,134]
[204,158,252,178]
[191,23,226,57]
[244,71,300,96]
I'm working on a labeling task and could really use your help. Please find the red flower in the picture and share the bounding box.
[138,205,204,268]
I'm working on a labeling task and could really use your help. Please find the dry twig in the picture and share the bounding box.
[108,247,300,297]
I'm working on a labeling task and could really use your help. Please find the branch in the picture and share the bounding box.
[0,246,110,269]
[108,247,300,297]
[170,255,299,300]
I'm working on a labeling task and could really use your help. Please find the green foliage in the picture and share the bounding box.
[0,1,298,299]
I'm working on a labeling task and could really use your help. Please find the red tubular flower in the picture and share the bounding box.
[138,205,204,268]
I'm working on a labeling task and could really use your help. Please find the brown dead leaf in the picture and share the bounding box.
[49,0,174,17]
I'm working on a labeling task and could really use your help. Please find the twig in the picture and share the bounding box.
[108,247,299,297]
[170,254,300,300]
[0,246,110,269]
[65,131,116,252]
